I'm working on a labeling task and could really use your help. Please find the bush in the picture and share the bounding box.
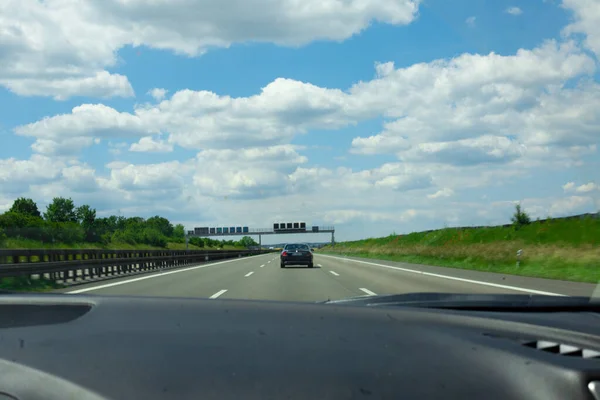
[0,212,46,241]
[511,203,531,228]
[189,237,205,248]
[45,222,85,244]
[111,230,137,245]
[142,227,168,248]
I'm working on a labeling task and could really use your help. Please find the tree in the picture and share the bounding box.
[146,216,174,237]
[76,205,97,241]
[511,203,531,228]
[76,205,96,226]
[9,197,41,218]
[172,224,185,240]
[44,197,77,223]
[239,236,258,248]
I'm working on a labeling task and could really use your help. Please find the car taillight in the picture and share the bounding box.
[282,251,288,256]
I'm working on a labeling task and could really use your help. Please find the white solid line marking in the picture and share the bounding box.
[67,253,265,294]
[245,271,254,277]
[317,264,323,267]
[360,288,377,296]
[209,289,228,299]
[318,254,566,297]
[260,264,265,268]
[329,271,340,276]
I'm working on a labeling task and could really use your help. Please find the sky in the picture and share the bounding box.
[1,0,599,243]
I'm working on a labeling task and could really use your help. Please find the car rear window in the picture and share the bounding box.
[284,244,309,250]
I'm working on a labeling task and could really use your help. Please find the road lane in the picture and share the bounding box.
[60,252,595,301]
[316,254,596,297]
[222,262,360,302]
[65,253,273,297]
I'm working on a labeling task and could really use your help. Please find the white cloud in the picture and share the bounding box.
[373,171,433,191]
[564,181,598,193]
[15,104,152,140]
[466,16,476,27]
[350,40,597,166]
[61,165,99,193]
[15,104,156,155]
[576,182,599,193]
[130,136,173,153]
[192,145,308,199]
[428,188,454,199]
[548,195,596,215]
[101,161,189,196]
[30,137,96,156]
[491,194,597,221]
[0,0,420,99]
[1,72,134,101]
[17,39,597,160]
[148,88,168,101]
[562,0,600,58]
[320,209,421,225]
[506,7,523,15]
[0,155,65,194]
[400,136,526,165]
[14,78,367,154]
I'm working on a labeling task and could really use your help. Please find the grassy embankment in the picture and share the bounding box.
[320,216,600,283]
[0,240,244,292]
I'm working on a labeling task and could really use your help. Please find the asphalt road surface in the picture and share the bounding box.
[61,253,597,300]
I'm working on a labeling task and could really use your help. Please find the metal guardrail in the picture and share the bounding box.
[0,249,273,284]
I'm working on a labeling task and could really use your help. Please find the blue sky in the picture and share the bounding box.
[1,0,599,243]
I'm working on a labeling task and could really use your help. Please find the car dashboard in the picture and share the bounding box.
[0,293,599,400]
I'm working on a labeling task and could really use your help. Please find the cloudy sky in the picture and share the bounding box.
[1,0,599,242]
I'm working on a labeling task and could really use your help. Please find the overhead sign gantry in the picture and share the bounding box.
[186,222,335,248]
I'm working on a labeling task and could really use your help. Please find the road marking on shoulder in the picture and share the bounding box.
[245,271,254,277]
[317,264,323,267]
[319,254,566,297]
[329,271,340,276]
[260,264,265,268]
[66,253,265,294]
[209,289,228,299]
[360,288,377,296]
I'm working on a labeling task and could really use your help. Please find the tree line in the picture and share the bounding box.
[0,197,258,249]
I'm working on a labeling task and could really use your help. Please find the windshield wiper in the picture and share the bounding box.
[323,293,599,312]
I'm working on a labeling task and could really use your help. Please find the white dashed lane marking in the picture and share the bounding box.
[359,288,377,296]
[209,289,227,299]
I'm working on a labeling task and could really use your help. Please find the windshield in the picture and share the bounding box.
[0,1,598,305]
[284,244,310,251]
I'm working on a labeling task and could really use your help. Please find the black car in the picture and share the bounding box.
[280,243,313,268]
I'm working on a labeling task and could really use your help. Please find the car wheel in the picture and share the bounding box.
[280,262,285,268]
[308,263,314,268]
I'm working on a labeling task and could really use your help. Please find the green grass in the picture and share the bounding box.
[0,276,65,292]
[321,216,600,283]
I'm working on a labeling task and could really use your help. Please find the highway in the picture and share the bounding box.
[61,253,596,300]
